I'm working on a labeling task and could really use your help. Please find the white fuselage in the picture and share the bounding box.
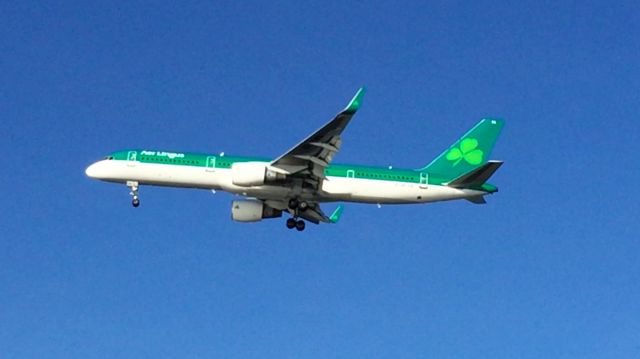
[85,159,484,204]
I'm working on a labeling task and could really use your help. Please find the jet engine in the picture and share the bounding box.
[231,162,286,187]
[231,199,282,222]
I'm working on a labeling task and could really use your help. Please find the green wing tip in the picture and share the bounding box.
[329,204,344,223]
[344,87,366,113]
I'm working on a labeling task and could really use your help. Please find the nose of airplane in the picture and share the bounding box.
[85,162,101,178]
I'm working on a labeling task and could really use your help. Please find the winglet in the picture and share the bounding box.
[343,87,366,114]
[329,204,344,223]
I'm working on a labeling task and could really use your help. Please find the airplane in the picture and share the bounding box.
[85,87,504,231]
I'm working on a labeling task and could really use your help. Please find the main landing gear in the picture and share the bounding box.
[286,217,305,231]
[286,198,307,231]
[288,198,308,212]
[127,181,140,207]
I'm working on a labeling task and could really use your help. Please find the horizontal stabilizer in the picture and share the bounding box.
[448,160,503,188]
[466,196,487,204]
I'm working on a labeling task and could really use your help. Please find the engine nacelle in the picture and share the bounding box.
[231,162,285,187]
[231,199,282,222]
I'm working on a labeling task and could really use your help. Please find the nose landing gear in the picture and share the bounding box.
[127,181,140,207]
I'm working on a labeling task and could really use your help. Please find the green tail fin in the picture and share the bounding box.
[419,118,504,181]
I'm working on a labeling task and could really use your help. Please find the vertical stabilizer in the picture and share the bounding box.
[419,119,504,181]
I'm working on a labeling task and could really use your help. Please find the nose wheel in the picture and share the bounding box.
[127,181,140,208]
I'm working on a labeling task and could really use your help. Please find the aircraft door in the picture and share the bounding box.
[206,156,216,172]
[419,172,428,189]
[346,170,355,178]
[127,151,137,167]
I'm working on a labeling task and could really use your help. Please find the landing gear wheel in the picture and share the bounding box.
[295,220,306,231]
[127,181,140,208]
[298,201,309,212]
[286,218,296,229]
[288,198,299,210]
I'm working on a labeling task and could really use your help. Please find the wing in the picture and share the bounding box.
[298,203,344,224]
[264,200,344,225]
[270,87,366,189]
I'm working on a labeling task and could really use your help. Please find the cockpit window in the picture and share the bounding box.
[103,156,114,160]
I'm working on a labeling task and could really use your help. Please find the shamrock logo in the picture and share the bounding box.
[446,138,483,166]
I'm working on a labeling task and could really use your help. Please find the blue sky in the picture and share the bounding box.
[2,1,639,357]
